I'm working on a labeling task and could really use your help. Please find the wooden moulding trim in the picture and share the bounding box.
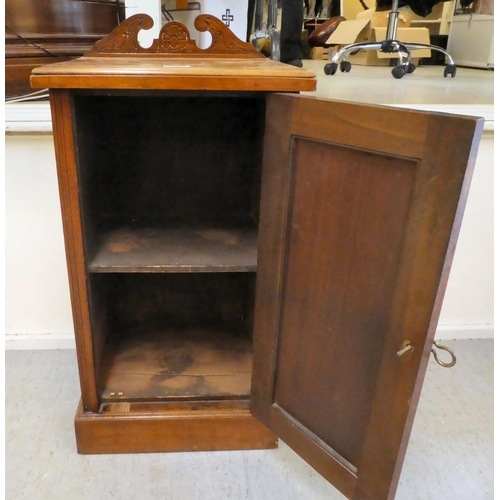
[289,95,430,160]
[31,74,316,91]
[6,37,106,54]
[250,95,296,422]
[74,400,278,454]
[268,405,357,499]
[6,33,111,41]
[6,34,109,59]
[50,89,99,412]
[7,46,93,58]
[85,14,264,59]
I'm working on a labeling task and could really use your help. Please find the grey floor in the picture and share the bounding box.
[302,61,493,106]
[5,339,493,500]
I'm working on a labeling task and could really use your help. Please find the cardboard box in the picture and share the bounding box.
[311,46,330,60]
[357,9,412,28]
[326,11,431,66]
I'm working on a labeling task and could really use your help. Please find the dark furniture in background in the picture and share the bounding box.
[6,0,124,98]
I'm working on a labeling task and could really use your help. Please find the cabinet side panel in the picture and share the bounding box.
[49,89,99,412]
[71,96,112,387]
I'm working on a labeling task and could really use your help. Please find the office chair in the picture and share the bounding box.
[324,0,457,79]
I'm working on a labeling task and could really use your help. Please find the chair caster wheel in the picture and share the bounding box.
[324,62,338,75]
[444,64,457,78]
[391,66,407,79]
[340,61,351,73]
[406,63,416,74]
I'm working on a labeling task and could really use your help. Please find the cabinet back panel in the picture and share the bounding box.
[73,94,265,226]
[105,273,255,330]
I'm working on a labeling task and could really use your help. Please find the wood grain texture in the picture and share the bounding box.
[32,73,317,91]
[6,34,107,58]
[251,95,295,421]
[98,326,252,401]
[30,14,315,91]
[268,405,357,499]
[273,138,418,468]
[89,226,258,273]
[6,0,122,36]
[288,95,429,159]
[353,112,484,500]
[74,399,278,454]
[99,399,253,415]
[251,93,483,500]
[31,57,316,91]
[86,14,263,58]
[6,0,123,97]
[94,272,256,405]
[49,89,99,412]
[32,56,315,77]
[6,56,68,98]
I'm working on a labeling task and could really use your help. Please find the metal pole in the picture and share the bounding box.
[385,0,400,41]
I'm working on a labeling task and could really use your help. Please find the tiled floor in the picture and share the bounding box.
[6,339,493,500]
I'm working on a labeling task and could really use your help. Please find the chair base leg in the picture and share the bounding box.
[323,40,457,79]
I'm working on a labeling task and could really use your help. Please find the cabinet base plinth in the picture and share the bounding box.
[74,400,278,454]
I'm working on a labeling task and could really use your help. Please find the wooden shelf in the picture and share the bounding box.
[89,226,258,273]
[98,326,252,401]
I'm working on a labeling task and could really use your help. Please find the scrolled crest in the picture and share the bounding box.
[86,14,263,58]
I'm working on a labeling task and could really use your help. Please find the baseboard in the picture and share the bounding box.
[435,325,494,340]
[5,332,76,350]
[5,325,493,349]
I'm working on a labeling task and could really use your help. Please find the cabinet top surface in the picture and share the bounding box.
[32,56,316,79]
[30,14,316,92]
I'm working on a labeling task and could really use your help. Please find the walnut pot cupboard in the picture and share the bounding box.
[31,14,483,500]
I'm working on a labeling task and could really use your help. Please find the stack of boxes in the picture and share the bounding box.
[310,8,432,65]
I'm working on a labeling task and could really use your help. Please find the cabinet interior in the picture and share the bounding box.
[73,91,266,404]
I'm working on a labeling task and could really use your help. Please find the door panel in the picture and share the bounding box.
[274,138,417,469]
[251,94,483,500]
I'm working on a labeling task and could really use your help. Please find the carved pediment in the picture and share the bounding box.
[85,14,264,58]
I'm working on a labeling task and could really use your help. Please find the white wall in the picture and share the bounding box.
[5,134,75,348]
[125,0,162,48]
[437,131,494,338]
[125,0,249,48]
[4,104,494,348]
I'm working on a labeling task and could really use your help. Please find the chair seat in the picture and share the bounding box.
[308,16,345,47]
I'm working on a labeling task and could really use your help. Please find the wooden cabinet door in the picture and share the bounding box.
[251,94,483,500]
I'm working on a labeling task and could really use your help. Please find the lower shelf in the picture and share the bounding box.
[98,326,253,401]
[74,399,278,454]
